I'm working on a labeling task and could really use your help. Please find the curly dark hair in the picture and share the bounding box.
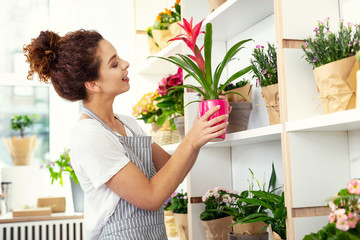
[23,29,103,101]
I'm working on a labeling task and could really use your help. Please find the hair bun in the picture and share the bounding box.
[24,30,61,83]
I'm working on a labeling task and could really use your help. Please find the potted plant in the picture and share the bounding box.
[250,43,279,125]
[220,79,253,133]
[200,187,237,240]
[153,17,252,141]
[155,67,185,140]
[356,50,360,108]
[2,114,37,165]
[301,18,360,114]
[149,0,181,50]
[44,149,83,213]
[166,191,188,240]
[146,27,161,55]
[303,178,360,240]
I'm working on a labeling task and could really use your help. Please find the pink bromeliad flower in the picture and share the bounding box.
[168,17,206,77]
[347,179,360,195]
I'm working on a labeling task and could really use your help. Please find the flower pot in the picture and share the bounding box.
[232,221,268,235]
[174,213,188,240]
[207,0,227,12]
[150,121,180,146]
[152,29,173,50]
[147,36,161,55]
[313,56,358,114]
[168,22,182,36]
[356,69,360,108]
[225,82,252,103]
[269,225,285,240]
[227,102,252,133]
[202,216,232,240]
[2,136,36,165]
[228,232,268,240]
[261,83,280,125]
[174,116,185,141]
[164,210,179,237]
[199,99,229,141]
[70,178,84,213]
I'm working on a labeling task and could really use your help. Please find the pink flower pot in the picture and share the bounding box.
[198,99,229,142]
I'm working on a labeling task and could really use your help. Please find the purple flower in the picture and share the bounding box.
[313,27,319,32]
[256,78,261,87]
[324,17,330,21]
[313,56,317,62]
[261,46,264,49]
[255,45,261,49]
[267,74,271,78]
[262,69,267,74]
[305,41,309,47]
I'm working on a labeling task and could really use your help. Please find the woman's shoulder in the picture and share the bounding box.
[115,114,146,135]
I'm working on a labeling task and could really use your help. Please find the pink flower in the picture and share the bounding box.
[334,208,347,220]
[329,201,337,211]
[329,213,336,223]
[347,179,360,195]
[336,218,350,231]
[167,68,183,87]
[347,212,359,228]
[255,45,261,49]
[229,190,238,195]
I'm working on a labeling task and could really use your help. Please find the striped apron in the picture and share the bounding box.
[82,107,167,240]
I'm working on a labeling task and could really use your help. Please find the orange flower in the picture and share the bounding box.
[156,15,161,21]
[175,0,180,4]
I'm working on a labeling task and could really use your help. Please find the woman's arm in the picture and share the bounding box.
[106,106,228,211]
[151,142,171,171]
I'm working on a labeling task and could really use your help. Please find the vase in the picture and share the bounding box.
[2,136,37,165]
[150,121,180,146]
[201,216,232,240]
[225,82,252,103]
[174,213,188,240]
[313,56,358,114]
[164,210,179,237]
[261,83,280,125]
[207,0,227,12]
[232,221,268,235]
[227,102,252,133]
[70,178,84,213]
[174,116,185,141]
[198,99,230,141]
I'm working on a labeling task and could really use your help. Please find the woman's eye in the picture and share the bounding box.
[112,62,118,68]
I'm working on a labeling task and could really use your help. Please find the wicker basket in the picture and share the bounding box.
[150,122,180,146]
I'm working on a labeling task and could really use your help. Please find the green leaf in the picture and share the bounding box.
[204,23,213,92]
[268,162,277,192]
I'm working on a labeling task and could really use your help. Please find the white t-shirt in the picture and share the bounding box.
[70,114,149,240]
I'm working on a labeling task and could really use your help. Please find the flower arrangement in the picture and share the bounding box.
[301,18,360,68]
[153,0,181,30]
[250,43,278,88]
[132,91,161,125]
[165,191,188,214]
[154,17,252,101]
[200,187,238,221]
[10,114,37,138]
[303,179,360,239]
[44,148,78,186]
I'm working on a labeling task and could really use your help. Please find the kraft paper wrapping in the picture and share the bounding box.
[174,213,189,240]
[2,136,37,165]
[164,210,179,237]
[269,225,284,240]
[201,216,232,240]
[152,29,173,50]
[261,83,280,125]
[168,23,182,36]
[226,82,252,103]
[313,56,358,114]
[232,221,268,235]
[207,0,227,12]
[357,70,360,108]
[147,36,161,56]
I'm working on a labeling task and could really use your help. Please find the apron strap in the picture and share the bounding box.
[82,106,138,137]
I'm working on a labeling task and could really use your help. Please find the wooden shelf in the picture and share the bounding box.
[202,0,274,41]
[205,124,282,147]
[286,109,360,132]
[136,41,183,76]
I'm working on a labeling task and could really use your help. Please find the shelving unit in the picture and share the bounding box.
[136,0,360,239]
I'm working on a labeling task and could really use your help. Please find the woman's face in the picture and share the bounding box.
[95,39,130,97]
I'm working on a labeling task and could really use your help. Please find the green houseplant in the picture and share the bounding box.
[166,191,188,240]
[154,17,252,141]
[250,42,280,125]
[301,18,360,114]
[2,114,37,165]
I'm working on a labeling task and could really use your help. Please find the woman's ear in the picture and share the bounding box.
[84,81,100,93]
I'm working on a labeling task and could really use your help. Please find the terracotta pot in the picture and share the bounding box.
[2,136,37,165]
[227,102,252,133]
[174,213,188,240]
[201,216,232,240]
[174,116,185,141]
[198,99,230,141]
[313,56,358,114]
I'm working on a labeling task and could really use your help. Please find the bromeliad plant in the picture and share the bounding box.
[153,17,252,102]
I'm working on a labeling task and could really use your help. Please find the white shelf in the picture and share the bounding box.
[205,124,282,147]
[202,0,274,41]
[136,41,183,76]
[286,109,360,132]
[161,143,180,154]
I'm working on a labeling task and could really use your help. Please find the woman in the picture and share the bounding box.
[24,30,228,239]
